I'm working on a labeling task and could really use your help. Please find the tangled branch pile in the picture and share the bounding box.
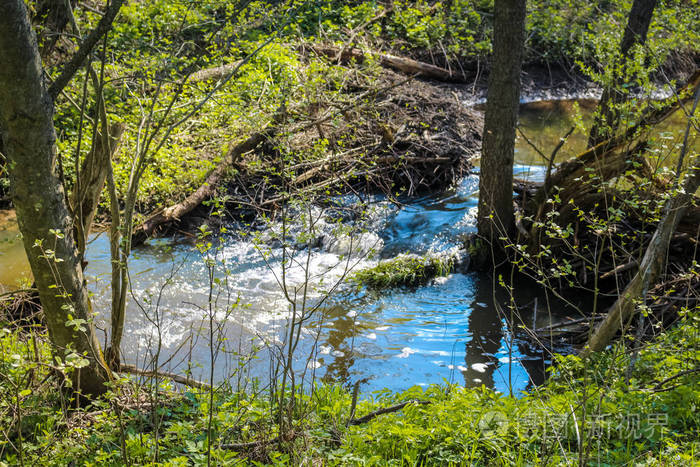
[227,70,482,208]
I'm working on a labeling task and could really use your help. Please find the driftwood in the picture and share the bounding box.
[131,115,282,245]
[312,44,470,83]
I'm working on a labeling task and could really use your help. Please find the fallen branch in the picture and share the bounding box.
[534,314,604,334]
[220,436,282,451]
[348,399,430,425]
[651,367,700,392]
[312,44,470,83]
[119,363,210,390]
[189,61,243,83]
[220,431,298,451]
[131,111,284,245]
[600,260,639,279]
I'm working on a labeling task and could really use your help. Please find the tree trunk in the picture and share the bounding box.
[477,0,526,241]
[71,122,124,259]
[587,0,658,148]
[0,0,111,397]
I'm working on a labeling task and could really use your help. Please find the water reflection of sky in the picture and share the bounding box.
[5,99,661,395]
[306,174,581,395]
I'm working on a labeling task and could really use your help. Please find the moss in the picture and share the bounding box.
[352,252,455,288]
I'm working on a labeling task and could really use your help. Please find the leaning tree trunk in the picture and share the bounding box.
[477,0,527,241]
[0,1,111,397]
[588,0,658,148]
[584,87,700,354]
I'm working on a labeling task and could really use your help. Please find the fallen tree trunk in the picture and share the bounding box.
[311,44,470,83]
[583,86,700,355]
[131,118,282,245]
[189,61,242,83]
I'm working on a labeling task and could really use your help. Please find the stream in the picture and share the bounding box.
[1,99,695,395]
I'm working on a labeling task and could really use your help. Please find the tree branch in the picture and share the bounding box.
[119,363,210,390]
[48,0,125,100]
[348,399,430,425]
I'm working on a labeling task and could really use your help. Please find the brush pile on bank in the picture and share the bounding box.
[224,70,482,210]
[133,67,482,241]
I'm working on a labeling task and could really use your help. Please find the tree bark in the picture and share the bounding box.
[477,0,526,241]
[0,0,111,397]
[71,122,124,258]
[587,0,658,148]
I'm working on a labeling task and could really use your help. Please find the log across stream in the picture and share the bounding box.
[0,99,695,394]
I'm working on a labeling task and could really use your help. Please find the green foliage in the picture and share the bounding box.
[2,0,698,217]
[352,252,454,288]
[1,311,698,465]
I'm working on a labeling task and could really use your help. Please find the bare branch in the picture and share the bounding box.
[48,0,125,100]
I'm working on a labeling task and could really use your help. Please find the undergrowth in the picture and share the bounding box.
[1,309,697,465]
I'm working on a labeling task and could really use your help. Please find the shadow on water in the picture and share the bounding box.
[461,272,592,394]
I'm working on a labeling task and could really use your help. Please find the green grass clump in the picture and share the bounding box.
[352,252,454,288]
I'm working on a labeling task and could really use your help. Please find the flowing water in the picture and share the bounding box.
[1,99,695,395]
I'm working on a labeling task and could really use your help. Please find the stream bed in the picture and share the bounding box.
[1,99,694,395]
